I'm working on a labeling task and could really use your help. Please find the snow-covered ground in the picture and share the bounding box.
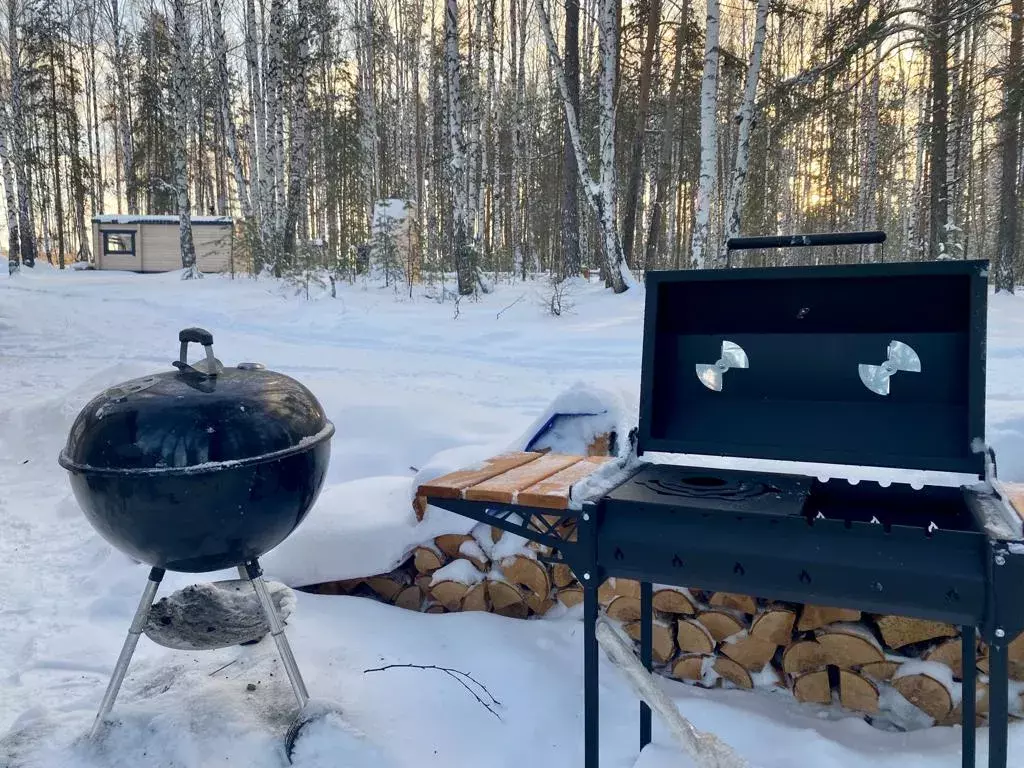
[2,264,1024,768]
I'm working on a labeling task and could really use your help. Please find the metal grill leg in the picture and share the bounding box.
[89,567,165,739]
[640,581,652,750]
[961,626,976,768]
[584,578,599,768]
[987,636,1009,768]
[246,560,309,709]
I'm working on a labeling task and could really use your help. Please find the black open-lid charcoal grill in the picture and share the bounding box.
[59,328,336,755]
[420,232,1024,768]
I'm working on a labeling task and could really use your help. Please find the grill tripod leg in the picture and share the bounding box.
[89,567,165,739]
[246,560,309,709]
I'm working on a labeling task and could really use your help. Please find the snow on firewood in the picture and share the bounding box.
[430,558,485,587]
[893,659,961,708]
[509,381,635,456]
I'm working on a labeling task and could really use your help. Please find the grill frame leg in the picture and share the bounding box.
[246,560,309,709]
[640,581,652,751]
[961,626,976,768]
[987,635,1009,768]
[89,567,165,739]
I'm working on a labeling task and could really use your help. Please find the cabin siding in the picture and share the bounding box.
[91,218,233,273]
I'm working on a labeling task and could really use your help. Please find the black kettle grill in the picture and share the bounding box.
[59,328,334,745]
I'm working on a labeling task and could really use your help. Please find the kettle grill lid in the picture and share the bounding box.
[59,328,334,475]
[638,259,989,476]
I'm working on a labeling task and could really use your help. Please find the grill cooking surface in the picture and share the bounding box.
[604,463,811,516]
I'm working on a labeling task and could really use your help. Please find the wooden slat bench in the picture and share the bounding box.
[417,452,614,513]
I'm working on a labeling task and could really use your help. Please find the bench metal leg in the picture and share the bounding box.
[961,626,976,768]
[640,581,653,750]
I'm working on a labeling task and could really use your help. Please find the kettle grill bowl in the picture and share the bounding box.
[64,439,331,572]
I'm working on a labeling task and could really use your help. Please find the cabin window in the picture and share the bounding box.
[103,231,135,255]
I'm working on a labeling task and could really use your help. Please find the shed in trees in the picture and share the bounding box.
[91,215,234,273]
[370,199,419,281]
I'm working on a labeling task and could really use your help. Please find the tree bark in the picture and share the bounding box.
[8,0,36,267]
[446,0,474,295]
[283,0,312,258]
[645,2,688,271]
[0,119,20,268]
[720,0,769,268]
[690,0,719,269]
[621,0,662,268]
[212,0,252,221]
[995,0,1023,291]
[561,0,582,278]
[928,0,950,259]
[172,0,198,276]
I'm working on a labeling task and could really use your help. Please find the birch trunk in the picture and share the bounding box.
[719,0,768,268]
[446,0,474,295]
[0,119,20,268]
[109,0,136,215]
[172,0,198,276]
[283,0,312,258]
[265,0,285,242]
[7,0,36,267]
[244,0,267,231]
[560,0,581,278]
[995,0,1022,291]
[211,0,252,220]
[357,0,380,233]
[690,0,719,269]
[536,0,635,292]
[856,44,882,263]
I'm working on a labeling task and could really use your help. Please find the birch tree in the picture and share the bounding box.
[211,0,251,220]
[0,119,20,269]
[283,0,312,257]
[719,0,769,267]
[690,0,719,269]
[536,0,635,292]
[7,0,36,267]
[171,0,198,276]
[446,0,474,295]
[995,0,1022,291]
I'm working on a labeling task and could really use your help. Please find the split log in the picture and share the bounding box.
[797,604,861,632]
[434,533,475,559]
[552,563,575,588]
[709,592,757,615]
[677,619,716,655]
[364,568,413,602]
[713,656,753,689]
[1009,634,1024,679]
[558,587,584,608]
[892,672,954,720]
[839,670,879,713]
[923,638,965,680]
[487,580,529,619]
[671,654,713,683]
[792,670,831,704]
[424,603,447,614]
[875,615,958,649]
[653,587,697,615]
[721,635,777,672]
[413,545,447,575]
[462,582,489,612]
[782,640,828,677]
[430,581,469,611]
[860,660,902,682]
[815,626,885,668]
[413,494,428,521]
[749,606,796,644]
[607,595,643,623]
[414,574,433,594]
[697,609,746,642]
[599,578,641,604]
[394,585,423,611]
[501,554,552,613]
[625,618,678,664]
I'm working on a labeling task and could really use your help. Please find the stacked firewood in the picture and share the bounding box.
[304,547,1024,727]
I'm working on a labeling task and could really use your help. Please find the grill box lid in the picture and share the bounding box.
[637,259,989,476]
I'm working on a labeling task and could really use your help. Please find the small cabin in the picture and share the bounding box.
[91,215,234,273]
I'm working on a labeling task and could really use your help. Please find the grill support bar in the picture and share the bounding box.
[89,566,165,739]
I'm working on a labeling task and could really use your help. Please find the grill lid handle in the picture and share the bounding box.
[173,327,224,378]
